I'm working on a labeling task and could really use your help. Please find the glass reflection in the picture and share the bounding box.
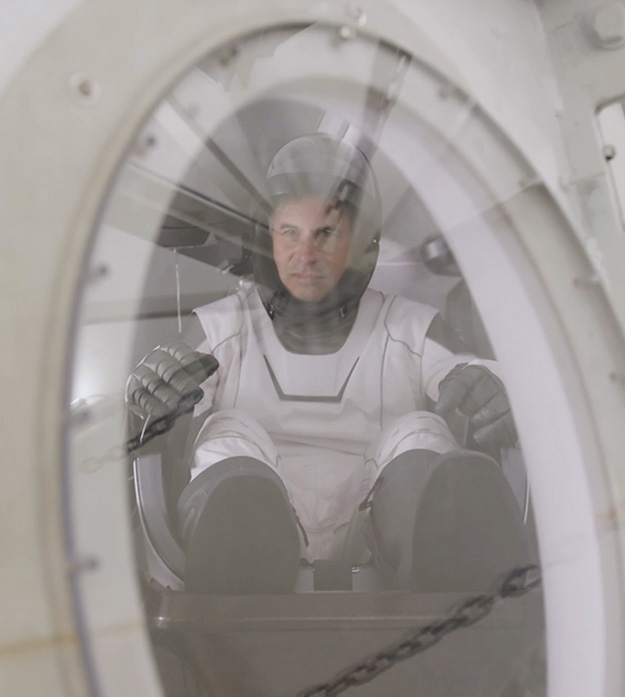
[127,128,528,592]
[69,23,544,697]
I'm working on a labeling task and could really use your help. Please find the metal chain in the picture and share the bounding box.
[77,391,542,697]
[297,564,542,697]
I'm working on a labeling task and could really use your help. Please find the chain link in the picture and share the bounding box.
[297,564,541,697]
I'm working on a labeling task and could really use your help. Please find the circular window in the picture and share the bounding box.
[65,21,619,697]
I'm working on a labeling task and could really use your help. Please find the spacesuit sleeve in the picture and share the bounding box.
[421,313,500,402]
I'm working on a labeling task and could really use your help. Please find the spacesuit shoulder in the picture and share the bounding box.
[382,294,439,355]
[192,288,249,353]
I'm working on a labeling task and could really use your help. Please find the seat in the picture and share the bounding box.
[133,453,185,591]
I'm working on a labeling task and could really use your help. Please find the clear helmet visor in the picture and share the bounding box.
[252,133,382,325]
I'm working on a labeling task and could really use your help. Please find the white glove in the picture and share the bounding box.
[126,342,218,420]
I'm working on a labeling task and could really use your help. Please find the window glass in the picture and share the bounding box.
[66,23,545,697]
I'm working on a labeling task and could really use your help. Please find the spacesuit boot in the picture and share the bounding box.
[364,449,531,591]
[177,457,301,594]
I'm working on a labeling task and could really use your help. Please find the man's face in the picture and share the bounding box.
[270,195,353,302]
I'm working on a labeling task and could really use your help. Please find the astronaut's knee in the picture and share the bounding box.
[368,412,458,476]
[192,410,280,477]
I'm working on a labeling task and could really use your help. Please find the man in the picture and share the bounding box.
[127,134,528,594]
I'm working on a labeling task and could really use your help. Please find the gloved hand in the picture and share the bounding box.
[434,363,517,448]
[126,342,219,420]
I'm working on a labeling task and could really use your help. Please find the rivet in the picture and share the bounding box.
[68,73,102,107]
[592,3,625,47]
[338,25,356,41]
[346,2,367,26]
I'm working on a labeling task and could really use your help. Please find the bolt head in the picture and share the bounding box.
[338,25,356,40]
[593,3,625,46]
[346,2,367,26]
[68,72,102,107]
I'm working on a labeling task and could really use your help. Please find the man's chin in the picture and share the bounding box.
[290,291,328,303]
[286,284,330,303]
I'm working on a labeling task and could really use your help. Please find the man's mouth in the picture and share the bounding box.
[290,272,325,283]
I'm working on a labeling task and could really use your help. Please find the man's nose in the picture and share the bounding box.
[294,234,319,261]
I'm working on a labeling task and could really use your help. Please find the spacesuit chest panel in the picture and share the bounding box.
[195,288,437,444]
[231,289,387,456]
[232,290,432,454]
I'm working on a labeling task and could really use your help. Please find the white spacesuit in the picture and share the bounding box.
[189,284,488,561]
[127,133,527,593]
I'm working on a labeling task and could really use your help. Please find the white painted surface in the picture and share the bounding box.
[1,2,625,697]
[0,0,84,93]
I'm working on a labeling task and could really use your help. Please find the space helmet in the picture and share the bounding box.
[253,133,382,342]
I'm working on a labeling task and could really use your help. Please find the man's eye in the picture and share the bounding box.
[320,227,336,237]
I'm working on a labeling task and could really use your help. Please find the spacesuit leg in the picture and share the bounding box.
[364,412,530,590]
[178,411,301,594]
